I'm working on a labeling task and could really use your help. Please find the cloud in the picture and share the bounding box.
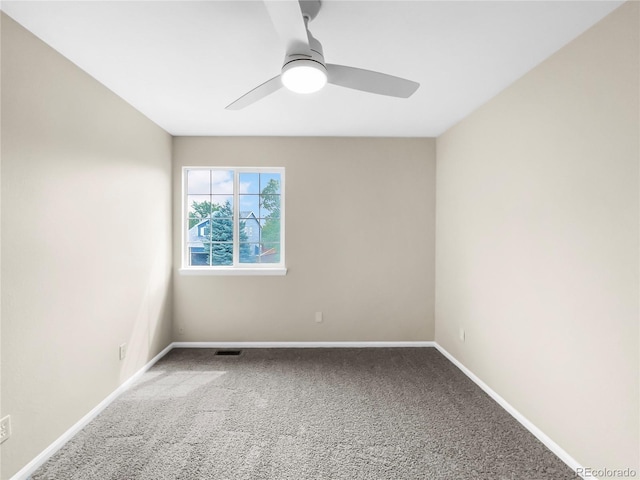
[211,170,233,194]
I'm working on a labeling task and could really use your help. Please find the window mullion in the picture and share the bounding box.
[233,170,239,266]
[183,168,188,268]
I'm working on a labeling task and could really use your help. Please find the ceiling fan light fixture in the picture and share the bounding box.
[281,59,327,94]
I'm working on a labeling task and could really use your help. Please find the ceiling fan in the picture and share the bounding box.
[225,0,420,110]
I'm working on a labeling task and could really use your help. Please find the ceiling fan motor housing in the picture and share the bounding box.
[282,31,325,72]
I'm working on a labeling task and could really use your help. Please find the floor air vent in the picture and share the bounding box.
[215,350,242,356]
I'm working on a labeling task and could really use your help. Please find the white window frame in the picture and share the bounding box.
[180,166,286,276]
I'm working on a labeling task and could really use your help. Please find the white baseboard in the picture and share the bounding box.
[10,343,174,480]
[433,344,591,480]
[172,341,436,348]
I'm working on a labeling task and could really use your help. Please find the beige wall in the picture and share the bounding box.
[173,137,435,342]
[2,0,637,477]
[435,2,639,474]
[0,14,173,479]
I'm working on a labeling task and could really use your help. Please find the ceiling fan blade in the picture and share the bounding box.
[326,64,419,98]
[225,75,282,110]
[264,0,310,54]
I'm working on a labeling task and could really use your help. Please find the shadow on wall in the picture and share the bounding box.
[120,250,173,383]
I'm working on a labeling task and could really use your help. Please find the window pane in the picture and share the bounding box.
[239,243,259,263]
[238,243,281,264]
[259,243,281,263]
[188,195,212,216]
[188,218,212,241]
[210,208,234,265]
[211,195,233,213]
[211,170,234,194]
[239,172,259,194]
[240,217,260,244]
[260,217,280,243]
[259,195,280,219]
[260,173,281,194]
[211,243,233,266]
[187,170,211,194]
[239,195,259,218]
[188,216,202,230]
[188,243,211,266]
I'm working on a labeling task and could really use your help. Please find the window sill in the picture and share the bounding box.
[179,267,287,276]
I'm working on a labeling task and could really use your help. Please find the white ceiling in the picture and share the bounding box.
[1,1,624,137]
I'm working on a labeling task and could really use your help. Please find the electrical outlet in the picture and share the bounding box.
[459,328,466,342]
[315,311,323,323]
[178,326,185,335]
[119,343,127,360]
[0,415,11,444]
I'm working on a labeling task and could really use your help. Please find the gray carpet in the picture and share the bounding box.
[32,348,577,479]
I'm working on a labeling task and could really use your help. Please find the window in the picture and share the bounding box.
[182,167,285,275]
